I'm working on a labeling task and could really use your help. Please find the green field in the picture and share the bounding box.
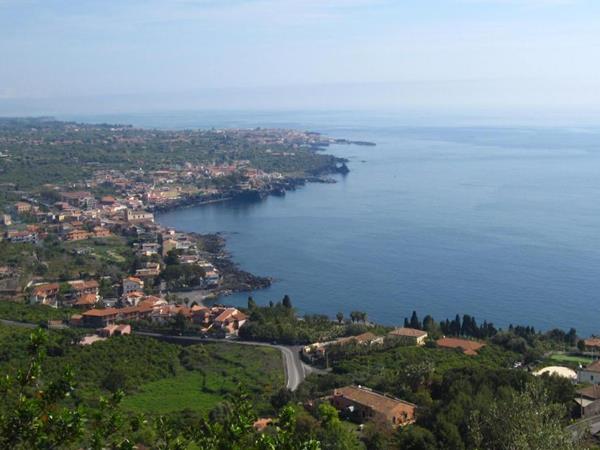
[549,353,593,365]
[122,343,284,415]
[121,371,224,415]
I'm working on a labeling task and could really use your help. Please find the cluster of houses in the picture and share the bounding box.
[7,189,222,307]
[302,327,485,364]
[28,269,240,336]
[30,279,100,308]
[73,299,247,336]
[295,328,492,430]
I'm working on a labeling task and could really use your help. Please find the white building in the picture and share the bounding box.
[122,276,144,295]
[578,360,600,384]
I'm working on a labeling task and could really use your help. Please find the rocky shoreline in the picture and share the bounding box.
[150,166,349,215]
[187,232,271,296]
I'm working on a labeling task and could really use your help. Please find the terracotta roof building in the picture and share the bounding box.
[389,327,428,345]
[73,293,99,308]
[583,338,600,353]
[330,385,416,427]
[436,337,485,355]
[30,283,60,306]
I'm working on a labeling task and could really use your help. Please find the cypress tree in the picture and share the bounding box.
[410,311,421,329]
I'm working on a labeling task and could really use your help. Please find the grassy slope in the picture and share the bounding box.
[122,342,284,415]
[549,353,593,365]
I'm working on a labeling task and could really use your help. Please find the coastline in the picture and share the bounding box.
[156,146,357,303]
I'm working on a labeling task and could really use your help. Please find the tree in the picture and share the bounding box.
[316,403,363,450]
[395,425,438,450]
[282,295,292,309]
[0,329,136,449]
[410,311,421,329]
[450,314,461,336]
[57,281,73,304]
[0,328,83,448]
[101,367,129,393]
[172,311,188,335]
[271,387,293,410]
[336,312,344,324]
[248,296,257,310]
[423,315,435,332]
[349,311,367,324]
[163,249,180,266]
[566,328,578,347]
[190,391,320,449]
[577,339,586,352]
[468,382,578,450]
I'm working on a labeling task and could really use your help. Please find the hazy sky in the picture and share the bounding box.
[1,0,600,115]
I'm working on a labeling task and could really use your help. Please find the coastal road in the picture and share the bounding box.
[134,331,312,391]
[0,319,36,329]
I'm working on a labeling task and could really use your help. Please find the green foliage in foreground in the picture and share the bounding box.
[0,328,323,449]
[0,323,285,415]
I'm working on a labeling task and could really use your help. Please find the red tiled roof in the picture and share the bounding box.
[32,283,60,295]
[332,385,416,422]
[583,360,600,374]
[215,308,238,322]
[82,308,119,317]
[73,294,97,306]
[436,337,485,355]
[253,418,273,431]
[584,338,600,348]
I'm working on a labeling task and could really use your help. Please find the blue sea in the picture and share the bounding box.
[71,111,600,335]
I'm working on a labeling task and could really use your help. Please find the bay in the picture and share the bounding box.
[86,111,600,335]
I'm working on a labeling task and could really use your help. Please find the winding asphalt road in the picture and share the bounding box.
[134,331,312,391]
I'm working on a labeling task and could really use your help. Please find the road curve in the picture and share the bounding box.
[134,331,310,391]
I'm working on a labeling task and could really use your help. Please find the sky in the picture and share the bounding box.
[1,0,600,117]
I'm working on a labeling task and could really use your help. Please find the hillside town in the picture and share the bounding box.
[2,119,600,447]
[0,122,357,320]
